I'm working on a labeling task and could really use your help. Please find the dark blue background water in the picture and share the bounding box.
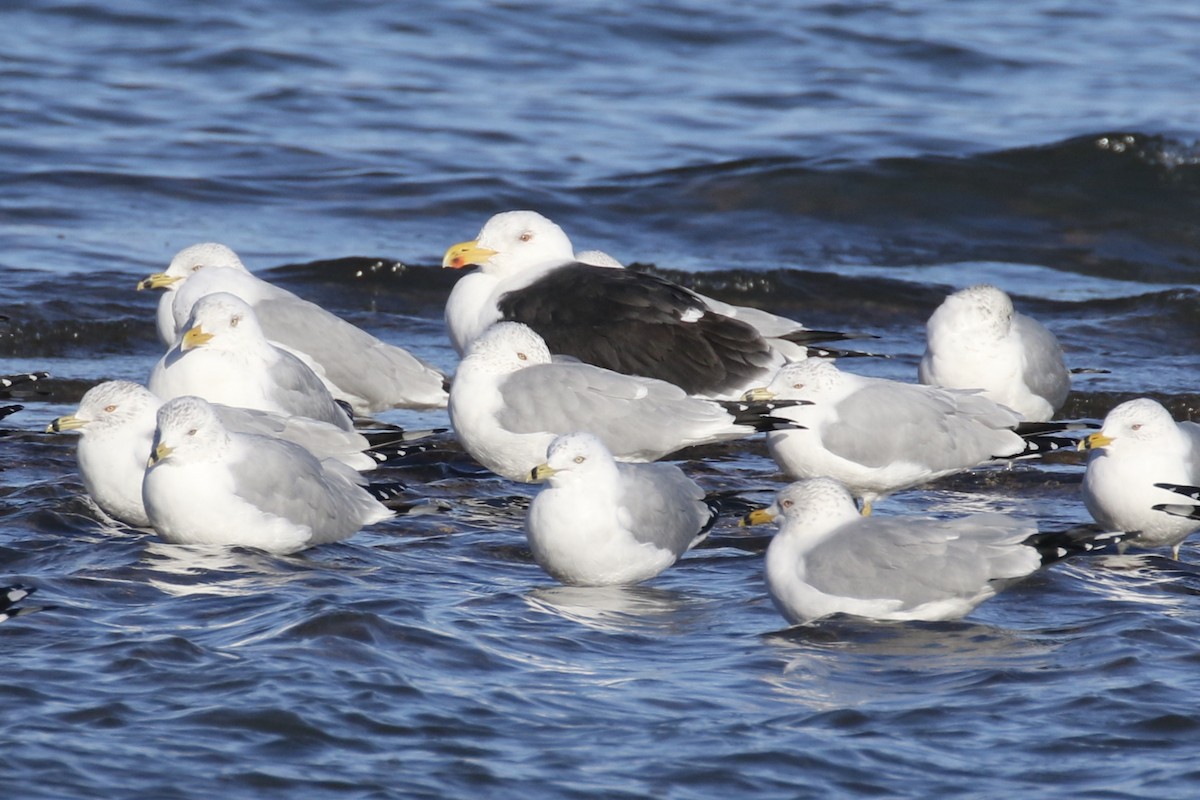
[4,1,1200,797]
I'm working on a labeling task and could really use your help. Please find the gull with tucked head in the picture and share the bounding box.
[525,432,717,586]
[142,396,391,553]
[920,284,1069,422]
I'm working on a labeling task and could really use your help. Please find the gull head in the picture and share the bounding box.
[137,242,248,291]
[48,380,159,435]
[149,396,230,468]
[466,322,552,375]
[179,292,265,353]
[531,432,619,485]
[742,477,860,531]
[443,210,575,278]
[1081,397,1180,453]
[758,359,843,402]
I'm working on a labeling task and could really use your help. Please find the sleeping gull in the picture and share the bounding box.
[142,396,392,553]
[48,381,418,527]
[745,477,1125,624]
[449,322,804,482]
[149,292,354,430]
[442,210,859,398]
[745,359,1073,513]
[138,242,448,412]
[1079,398,1200,559]
[526,432,717,586]
[919,284,1069,422]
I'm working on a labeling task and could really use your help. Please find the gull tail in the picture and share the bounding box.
[719,399,809,432]
[0,404,22,421]
[364,440,444,466]
[804,344,891,360]
[779,329,878,346]
[0,371,50,391]
[0,585,54,622]
[999,430,1081,460]
[1022,524,1132,566]
[1152,483,1200,520]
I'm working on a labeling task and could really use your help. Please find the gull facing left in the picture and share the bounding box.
[526,432,717,586]
[142,396,392,553]
[747,477,1124,624]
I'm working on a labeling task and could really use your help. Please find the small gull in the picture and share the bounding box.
[49,381,414,527]
[745,477,1125,624]
[1079,398,1200,559]
[149,292,354,430]
[442,210,859,398]
[449,322,804,482]
[526,432,717,586]
[919,284,1069,422]
[138,242,448,412]
[745,359,1073,513]
[143,396,392,553]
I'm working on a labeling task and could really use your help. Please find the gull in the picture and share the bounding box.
[138,242,448,412]
[1079,398,1200,559]
[49,381,419,528]
[149,292,354,430]
[745,359,1073,513]
[449,322,804,482]
[746,477,1125,624]
[142,396,392,553]
[442,210,860,399]
[526,432,716,586]
[919,284,1070,422]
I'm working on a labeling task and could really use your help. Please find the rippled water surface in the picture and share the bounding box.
[4,1,1200,797]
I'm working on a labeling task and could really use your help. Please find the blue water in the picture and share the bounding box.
[3,1,1200,797]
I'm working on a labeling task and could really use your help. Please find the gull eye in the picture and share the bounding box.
[792,383,804,390]
[1131,423,1142,431]
[782,499,793,509]
[104,404,117,413]
[186,428,198,437]
[573,455,585,464]
[191,264,202,273]
[230,314,241,328]
[518,231,533,242]
[517,351,528,361]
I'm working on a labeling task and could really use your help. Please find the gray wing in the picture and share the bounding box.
[214,404,370,465]
[255,295,447,410]
[613,462,711,554]
[495,364,735,456]
[821,382,1022,470]
[1013,314,1070,410]
[264,347,354,429]
[804,513,1039,605]
[225,434,380,542]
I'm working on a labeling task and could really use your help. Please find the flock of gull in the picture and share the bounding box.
[12,209,1200,626]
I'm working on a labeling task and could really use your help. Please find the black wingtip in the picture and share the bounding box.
[1024,525,1132,565]
[1154,483,1200,502]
